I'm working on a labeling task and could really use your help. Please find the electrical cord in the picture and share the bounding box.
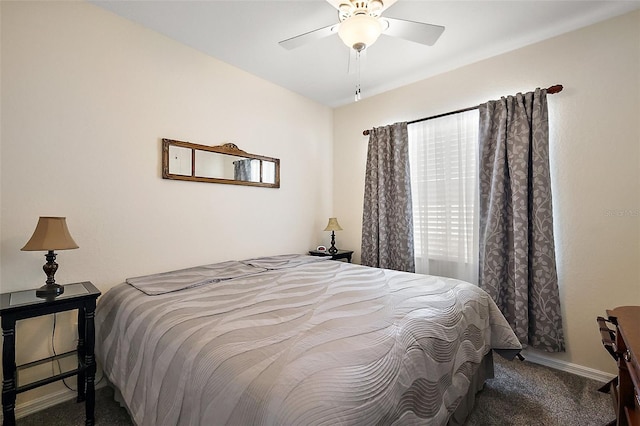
[51,313,104,392]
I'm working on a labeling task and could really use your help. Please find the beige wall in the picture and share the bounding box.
[0,1,333,409]
[333,10,640,375]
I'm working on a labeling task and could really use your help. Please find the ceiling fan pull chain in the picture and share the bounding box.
[355,48,362,102]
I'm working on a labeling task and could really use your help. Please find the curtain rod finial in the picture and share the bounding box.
[547,84,563,94]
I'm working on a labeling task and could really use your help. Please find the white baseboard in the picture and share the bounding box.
[521,349,616,383]
[0,381,106,422]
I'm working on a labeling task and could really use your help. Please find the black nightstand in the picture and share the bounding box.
[0,281,101,426]
[308,249,354,263]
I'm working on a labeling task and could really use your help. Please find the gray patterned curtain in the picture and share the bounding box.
[233,159,252,181]
[478,88,565,352]
[361,122,415,272]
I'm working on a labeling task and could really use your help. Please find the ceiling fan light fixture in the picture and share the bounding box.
[338,14,383,50]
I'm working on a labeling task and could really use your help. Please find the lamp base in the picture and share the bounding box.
[36,283,64,298]
[328,231,338,254]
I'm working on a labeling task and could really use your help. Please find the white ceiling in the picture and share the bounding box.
[91,0,640,108]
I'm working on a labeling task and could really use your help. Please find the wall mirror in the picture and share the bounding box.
[162,138,280,188]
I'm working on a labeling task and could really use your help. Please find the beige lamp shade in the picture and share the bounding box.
[324,218,343,232]
[21,217,79,251]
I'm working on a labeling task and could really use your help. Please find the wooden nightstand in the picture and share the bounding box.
[0,281,101,426]
[308,249,354,263]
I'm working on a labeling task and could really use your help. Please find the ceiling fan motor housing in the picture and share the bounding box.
[338,0,384,21]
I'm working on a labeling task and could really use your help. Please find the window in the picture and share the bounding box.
[408,109,479,283]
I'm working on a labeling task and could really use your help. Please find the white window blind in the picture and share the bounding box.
[408,109,479,283]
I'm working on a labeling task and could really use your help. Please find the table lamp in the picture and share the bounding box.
[324,217,343,254]
[21,216,79,298]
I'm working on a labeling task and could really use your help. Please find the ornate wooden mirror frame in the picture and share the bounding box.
[162,138,280,188]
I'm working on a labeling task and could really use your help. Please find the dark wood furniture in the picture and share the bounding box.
[308,249,354,263]
[598,306,640,426]
[1,281,101,426]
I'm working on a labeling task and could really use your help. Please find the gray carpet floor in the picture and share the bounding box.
[464,354,614,425]
[18,353,614,425]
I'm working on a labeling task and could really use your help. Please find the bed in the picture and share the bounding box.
[95,254,521,425]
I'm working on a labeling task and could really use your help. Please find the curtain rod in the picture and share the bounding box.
[362,84,563,136]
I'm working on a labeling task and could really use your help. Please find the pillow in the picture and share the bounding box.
[241,254,330,270]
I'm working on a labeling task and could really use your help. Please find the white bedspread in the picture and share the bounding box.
[96,255,521,425]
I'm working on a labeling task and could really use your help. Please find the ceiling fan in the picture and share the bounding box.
[279,0,445,53]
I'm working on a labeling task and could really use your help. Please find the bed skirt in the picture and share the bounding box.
[448,349,495,425]
[108,350,496,426]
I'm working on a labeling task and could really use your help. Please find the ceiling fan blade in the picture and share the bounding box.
[382,17,444,46]
[279,24,339,50]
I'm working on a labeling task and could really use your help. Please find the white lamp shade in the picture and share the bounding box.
[338,14,383,50]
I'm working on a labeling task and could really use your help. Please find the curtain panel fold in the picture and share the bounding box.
[234,159,253,181]
[361,122,415,272]
[478,88,565,352]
